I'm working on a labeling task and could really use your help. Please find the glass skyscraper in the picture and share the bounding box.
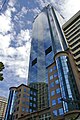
[28,4,80,114]
[28,4,67,85]
[28,4,68,110]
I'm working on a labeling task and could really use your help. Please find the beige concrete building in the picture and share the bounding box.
[62,10,80,72]
[0,96,7,120]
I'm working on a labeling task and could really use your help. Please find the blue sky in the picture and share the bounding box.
[0,0,80,98]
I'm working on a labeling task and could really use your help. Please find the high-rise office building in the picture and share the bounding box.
[28,4,67,110]
[28,4,80,119]
[28,4,67,84]
[0,96,7,120]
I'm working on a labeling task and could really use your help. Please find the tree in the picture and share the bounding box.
[0,62,4,81]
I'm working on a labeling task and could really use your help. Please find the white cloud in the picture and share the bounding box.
[8,0,17,7]
[0,13,12,34]
[63,0,80,20]
[0,34,11,49]
[16,29,31,46]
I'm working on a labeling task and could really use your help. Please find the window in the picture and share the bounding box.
[23,94,26,98]
[30,91,33,94]
[57,98,61,103]
[22,107,25,112]
[52,100,56,106]
[33,104,36,107]
[45,46,52,55]
[53,66,57,70]
[16,114,18,119]
[50,82,54,88]
[49,68,53,73]
[55,79,59,84]
[34,92,36,96]
[30,109,32,112]
[50,75,53,80]
[26,101,29,105]
[30,97,32,100]
[34,98,36,101]
[24,88,26,92]
[59,108,64,115]
[32,58,37,66]
[26,108,28,112]
[56,88,60,94]
[54,72,58,78]
[30,102,32,106]
[53,110,58,116]
[51,91,55,96]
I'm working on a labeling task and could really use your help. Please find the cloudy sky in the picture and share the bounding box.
[0,0,80,98]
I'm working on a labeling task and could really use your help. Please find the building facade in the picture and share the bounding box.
[62,10,80,95]
[28,4,67,110]
[18,107,51,120]
[47,50,80,120]
[4,84,37,120]
[47,62,64,120]
[0,96,7,120]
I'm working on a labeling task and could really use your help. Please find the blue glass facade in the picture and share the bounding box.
[28,4,80,115]
[28,5,67,85]
[55,53,80,113]
[4,88,16,120]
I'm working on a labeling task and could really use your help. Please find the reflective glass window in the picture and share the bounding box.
[53,110,58,116]
[53,66,57,70]
[34,92,36,96]
[30,103,32,106]
[51,91,55,96]
[55,79,59,84]
[50,82,54,88]
[32,58,37,66]
[54,72,58,78]
[34,98,36,101]
[49,68,53,73]
[50,75,53,80]
[56,88,60,94]
[52,99,56,106]
[30,109,32,112]
[45,46,52,55]
[30,97,32,100]
[59,108,64,115]
[57,97,61,103]
[33,104,36,107]
[24,88,26,92]
[30,91,33,94]
[26,108,28,112]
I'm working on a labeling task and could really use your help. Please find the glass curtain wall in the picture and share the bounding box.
[55,53,80,113]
